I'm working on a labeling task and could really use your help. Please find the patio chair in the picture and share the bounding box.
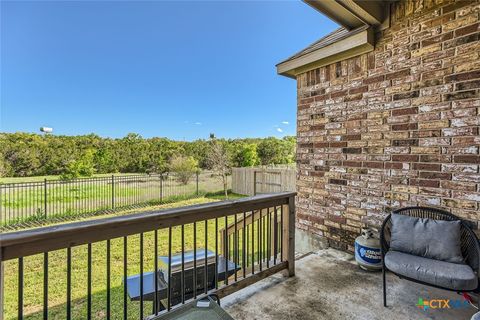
[380,207,480,307]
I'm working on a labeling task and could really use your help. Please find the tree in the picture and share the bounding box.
[0,153,10,178]
[168,155,199,185]
[257,137,296,165]
[207,138,231,198]
[94,147,116,173]
[238,143,259,167]
[0,132,296,178]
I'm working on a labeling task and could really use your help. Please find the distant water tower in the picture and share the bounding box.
[40,127,53,134]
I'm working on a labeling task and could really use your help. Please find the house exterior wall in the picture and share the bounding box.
[295,0,480,252]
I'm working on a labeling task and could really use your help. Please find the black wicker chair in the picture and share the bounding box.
[380,206,480,307]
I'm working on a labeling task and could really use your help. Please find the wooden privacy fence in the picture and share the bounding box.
[232,167,296,196]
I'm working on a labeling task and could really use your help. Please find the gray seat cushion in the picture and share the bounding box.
[472,312,480,320]
[385,251,478,291]
[390,214,463,263]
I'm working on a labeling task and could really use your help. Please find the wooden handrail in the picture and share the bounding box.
[218,207,280,264]
[219,208,272,236]
[0,192,296,261]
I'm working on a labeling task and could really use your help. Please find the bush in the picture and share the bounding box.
[168,155,198,185]
[60,149,96,180]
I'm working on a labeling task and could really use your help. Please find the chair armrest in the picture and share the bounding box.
[380,214,392,260]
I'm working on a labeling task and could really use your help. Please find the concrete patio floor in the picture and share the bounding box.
[223,249,477,320]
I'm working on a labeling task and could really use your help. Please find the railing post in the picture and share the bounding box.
[44,178,48,219]
[0,254,5,320]
[219,229,225,257]
[0,185,3,226]
[111,175,115,210]
[0,251,4,320]
[282,195,295,277]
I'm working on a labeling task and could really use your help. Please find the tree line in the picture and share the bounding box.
[0,132,296,178]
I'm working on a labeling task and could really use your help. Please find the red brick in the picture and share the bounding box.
[409,179,440,188]
[412,163,442,171]
[419,172,452,180]
[419,155,452,162]
[363,75,385,85]
[349,86,368,95]
[454,155,480,163]
[455,23,480,37]
[456,79,480,91]
[342,148,362,154]
[299,97,314,104]
[363,161,384,169]
[343,161,362,167]
[330,142,348,148]
[311,124,326,130]
[328,215,347,224]
[392,107,418,116]
[386,69,410,80]
[329,179,347,186]
[385,162,404,169]
[445,70,480,83]
[393,91,420,101]
[392,123,418,131]
[342,134,361,141]
[392,155,419,162]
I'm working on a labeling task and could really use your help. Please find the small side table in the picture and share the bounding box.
[151,295,234,320]
[125,270,168,312]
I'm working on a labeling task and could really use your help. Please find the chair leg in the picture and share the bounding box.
[383,266,387,307]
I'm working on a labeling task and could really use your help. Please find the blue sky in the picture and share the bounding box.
[1,1,337,140]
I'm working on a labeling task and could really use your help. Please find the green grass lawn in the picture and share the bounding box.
[2,192,280,320]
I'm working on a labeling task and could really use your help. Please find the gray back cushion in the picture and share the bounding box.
[390,213,464,263]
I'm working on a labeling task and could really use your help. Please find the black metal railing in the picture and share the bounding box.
[0,192,296,320]
[0,171,227,227]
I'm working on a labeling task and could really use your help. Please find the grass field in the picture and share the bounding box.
[2,192,266,320]
[1,172,231,226]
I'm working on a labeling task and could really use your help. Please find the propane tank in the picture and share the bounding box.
[354,228,382,271]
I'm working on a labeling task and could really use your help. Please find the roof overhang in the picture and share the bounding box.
[276,26,374,79]
[305,0,386,30]
[276,0,390,79]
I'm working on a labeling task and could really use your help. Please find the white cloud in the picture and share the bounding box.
[281,121,289,125]
[194,122,202,125]
[276,128,283,133]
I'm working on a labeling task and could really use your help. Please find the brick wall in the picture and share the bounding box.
[296,0,480,252]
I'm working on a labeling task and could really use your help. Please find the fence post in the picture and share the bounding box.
[253,171,257,196]
[262,169,266,194]
[196,171,199,196]
[44,178,48,219]
[160,174,163,202]
[111,175,115,210]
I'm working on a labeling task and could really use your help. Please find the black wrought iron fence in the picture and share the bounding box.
[0,172,226,226]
